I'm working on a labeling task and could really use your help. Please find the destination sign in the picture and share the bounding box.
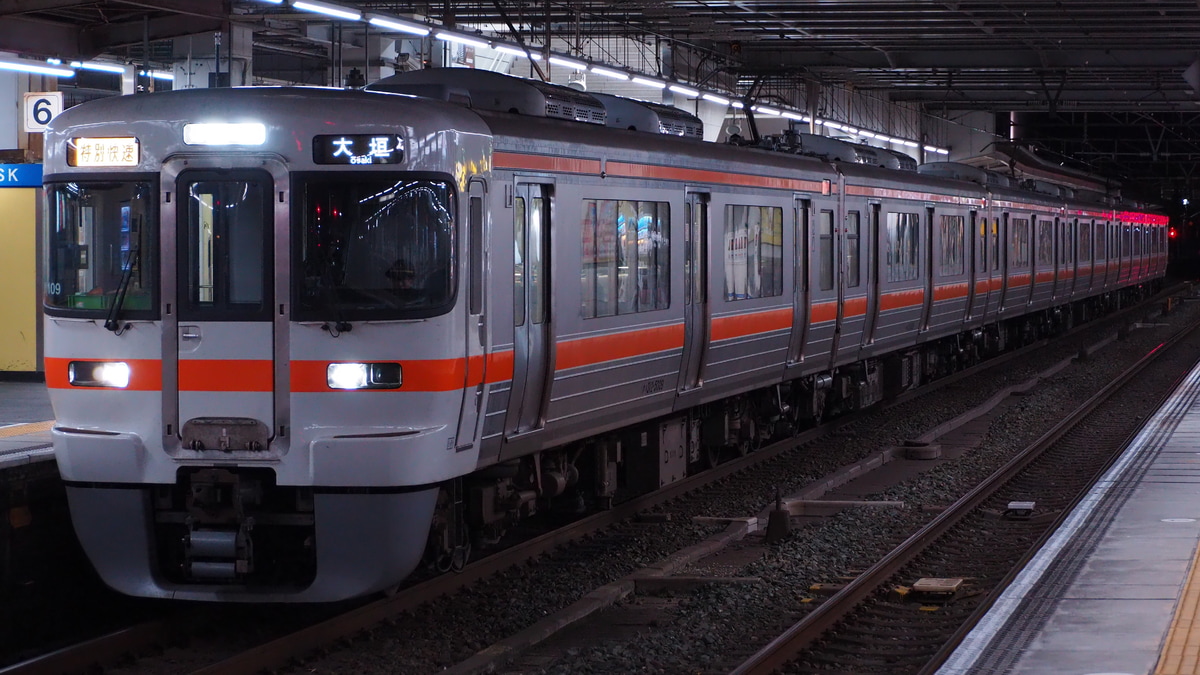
[313,134,404,165]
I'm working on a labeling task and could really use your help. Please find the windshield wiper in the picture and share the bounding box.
[104,246,140,333]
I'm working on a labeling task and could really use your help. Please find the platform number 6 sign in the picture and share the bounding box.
[23,92,63,133]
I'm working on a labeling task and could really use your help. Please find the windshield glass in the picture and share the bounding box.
[44,180,157,317]
[296,177,455,320]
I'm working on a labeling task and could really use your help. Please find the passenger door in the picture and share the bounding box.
[786,196,811,364]
[167,163,282,453]
[506,182,552,436]
[456,180,487,450]
[861,203,881,345]
[679,190,709,392]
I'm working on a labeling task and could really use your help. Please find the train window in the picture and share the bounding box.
[976,217,986,271]
[469,196,483,315]
[44,180,158,317]
[991,219,1000,271]
[529,197,548,325]
[885,212,920,282]
[514,197,526,326]
[724,204,784,300]
[580,199,670,317]
[939,215,965,276]
[818,210,834,291]
[1097,222,1107,259]
[295,177,455,321]
[1010,218,1030,267]
[1036,220,1054,266]
[1059,221,1074,265]
[182,176,271,319]
[1080,222,1092,261]
[846,211,861,288]
[617,201,638,315]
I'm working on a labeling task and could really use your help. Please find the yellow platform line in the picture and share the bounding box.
[0,420,54,439]
[1156,538,1200,674]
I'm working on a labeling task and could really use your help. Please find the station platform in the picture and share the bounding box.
[936,360,1200,675]
[0,380,55,470]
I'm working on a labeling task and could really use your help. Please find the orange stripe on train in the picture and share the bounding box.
[712,307,792,341]
[557,323,684,370]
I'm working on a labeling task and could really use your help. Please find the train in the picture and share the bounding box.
[40,68,1168,602]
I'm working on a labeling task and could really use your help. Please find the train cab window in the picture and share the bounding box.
[1010,218,1031,267]
[580,198,670,317]
[44,180,158,317]
[181,175,271,319]
[939,215,965,276]
[846,211,861,288]
[295,177,455,321]
[724,204,784,300]
[885,212,920,282]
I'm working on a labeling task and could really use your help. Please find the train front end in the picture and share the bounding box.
[41,87,490,601]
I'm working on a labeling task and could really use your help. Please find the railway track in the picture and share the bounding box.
[731,299,1200,675]
[1,285,1192,675]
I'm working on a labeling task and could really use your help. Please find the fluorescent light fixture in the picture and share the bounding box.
[292,0,361,21]
[923,145,939,152]
[494,44,540,59]
[701,93,729,104]
[183,122,267,146]
[46,58,61,65]
[902,140,919,148]
[730,101,744,109]
[548,55,587,69]
[843,125,859,134]
[140,70,175,81]
[781,111,803,120]
[0,59,74,77]
[368,15,430,36]
[755,106,781,116]
[632,77,667,89]
[934,147,950,155]
[435,32,490,49]
[71,61,127,74]
[858,130,877,138]
[669,84,699,97]
[255,0,284,3]
[590,65,629,80]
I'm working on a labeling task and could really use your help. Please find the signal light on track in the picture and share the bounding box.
[1170,227,1178,239]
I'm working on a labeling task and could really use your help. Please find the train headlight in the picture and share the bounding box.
[326,362,402,390]
[68,361,131,388]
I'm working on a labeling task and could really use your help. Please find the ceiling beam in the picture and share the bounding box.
[0,15,87,59]
[738,48,1196,70]
[85,14,225,52]
[0,0,89,16]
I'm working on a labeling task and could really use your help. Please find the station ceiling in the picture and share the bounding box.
[5,0,1200,199]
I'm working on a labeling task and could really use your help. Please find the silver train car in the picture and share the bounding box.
[41,70,1168,601]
